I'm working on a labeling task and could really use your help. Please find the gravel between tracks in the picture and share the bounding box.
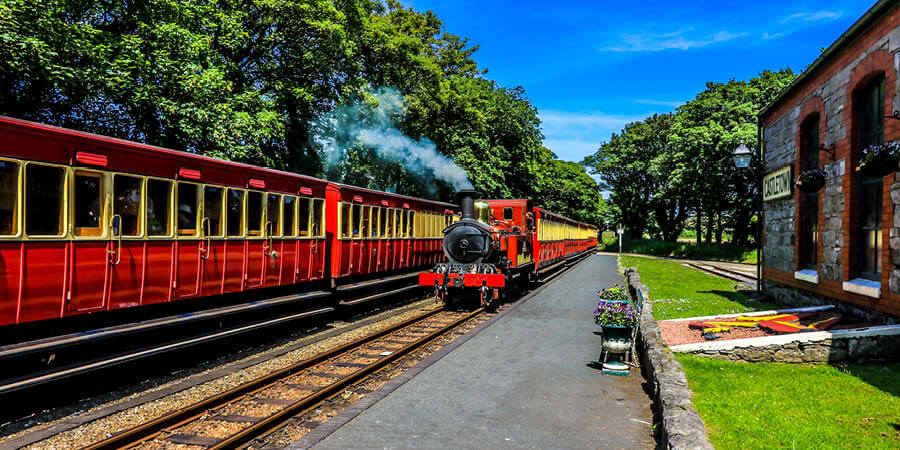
[1,298,439,450]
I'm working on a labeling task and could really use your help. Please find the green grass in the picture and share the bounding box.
[620,255,774,319]
[679,354,900,449]
[599,237,757,264]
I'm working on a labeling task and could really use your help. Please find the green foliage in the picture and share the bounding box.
[583,69,798,243]
[680,355,900,449]
[620,255,773,319]
[602,237,757,264]
[0,0,602,223]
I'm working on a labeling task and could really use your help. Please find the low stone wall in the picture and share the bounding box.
[670,323,900,364]
[625,267,713,450]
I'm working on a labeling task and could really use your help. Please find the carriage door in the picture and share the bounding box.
[200,186,225,296]
[174,182,201,298]
[245,191,266,288]
[108,174,146,309]
[264,194,282,286]
[68,169,110,312]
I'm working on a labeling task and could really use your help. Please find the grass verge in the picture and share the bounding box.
[600,237,757,264]
[679,354,900,449]
[620,255,774,319]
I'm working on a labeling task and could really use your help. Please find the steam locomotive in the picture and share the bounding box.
[419,190,597,310]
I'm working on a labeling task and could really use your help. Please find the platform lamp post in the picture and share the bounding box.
[732,142,762,293]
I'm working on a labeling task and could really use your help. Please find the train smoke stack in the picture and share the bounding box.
[459,189,477,220]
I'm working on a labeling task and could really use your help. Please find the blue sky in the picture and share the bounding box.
[404,0,875,163]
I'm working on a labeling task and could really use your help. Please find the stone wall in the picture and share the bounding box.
[763,198,794,273]
[626,268,713,450]
[675,328,900,364]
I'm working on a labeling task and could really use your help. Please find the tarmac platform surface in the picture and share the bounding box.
[308,253,654,449]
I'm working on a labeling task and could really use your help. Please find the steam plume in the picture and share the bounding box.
[314,87,473,191]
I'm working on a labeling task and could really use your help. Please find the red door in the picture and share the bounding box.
[108,241,145,310]
[174,239,201,298]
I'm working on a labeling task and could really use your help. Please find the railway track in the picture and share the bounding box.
[684,262,757,285]
[82,307,484,450]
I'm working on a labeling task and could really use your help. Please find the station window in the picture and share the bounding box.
[204,186,224,237]
[226,189,244,237]
[267,193,281,236]
[114,175,143,236]
[856,75,885,279]
[340,203,351,238]
[74,172,103,236]
[0,161,19,235]
[147,179,172,236]
[360,205,370,238]
[299,197,311,237]
[800,116,819,269]
[283,196,296,237]
[247,191,263,236]
[177,183,198,236]
[352,204,362,238]
[312,199,324,237]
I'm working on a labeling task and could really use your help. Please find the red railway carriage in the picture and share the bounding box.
[532,207,597,277]
[325,183,456,287]
[0,116,334,327]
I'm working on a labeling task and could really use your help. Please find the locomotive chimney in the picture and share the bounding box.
[458,189,477,220]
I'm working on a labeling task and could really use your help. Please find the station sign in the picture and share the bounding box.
[763,166,792,202]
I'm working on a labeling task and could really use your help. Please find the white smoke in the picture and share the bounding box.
[314,87,473,191]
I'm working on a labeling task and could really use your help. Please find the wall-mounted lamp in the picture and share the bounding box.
[819,143,836,161]
[886,111,900,121]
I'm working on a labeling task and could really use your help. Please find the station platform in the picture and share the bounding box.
[300,254,654,449]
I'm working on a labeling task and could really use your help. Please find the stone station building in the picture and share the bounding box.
[760,0,900,321]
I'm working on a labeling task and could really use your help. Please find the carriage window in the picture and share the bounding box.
[204,186,223,237]
[380,208,389,237]
[393,210,401,237]
[370,207,378,237]
[299,197,311,237]
[283,196,296,237]
[408,211,415,237]
[227,189,244,236]
[147,179,172,236]
[361,206,371,238]
[114,175,142,236]
[267,194,281,236]
[74,172,103,236]
[503,207,513,221]
[386,209,394,238]
[247,191,263,236]
[26,164,65,236]
[313,199,324,237]
[177,183,198,235]
[352,204,362,238]
[0,161,19,235]
[340,203,351,238]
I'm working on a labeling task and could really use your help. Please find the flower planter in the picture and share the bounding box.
[592,286,637,376]
[600,324,633,353]
[796,169,826,193]
[858,142,900,177]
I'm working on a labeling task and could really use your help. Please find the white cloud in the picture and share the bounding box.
[540,110,640,132]
[762,32,786,40]
[601,29,747,52]
[633,99,683,108]
[542,138,603,163]
[781,10,842,23]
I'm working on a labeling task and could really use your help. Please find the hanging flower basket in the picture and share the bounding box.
[796,169,826,193]
[857,142,900,177]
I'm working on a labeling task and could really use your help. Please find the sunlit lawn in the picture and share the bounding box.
[620,255,774,319]
[679,355,900,449]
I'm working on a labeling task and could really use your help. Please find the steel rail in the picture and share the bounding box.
[81,306,475,450]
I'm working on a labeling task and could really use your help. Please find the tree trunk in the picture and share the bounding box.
[715,212,723,244]
[705,212,713,243]
[696,208,702,245]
